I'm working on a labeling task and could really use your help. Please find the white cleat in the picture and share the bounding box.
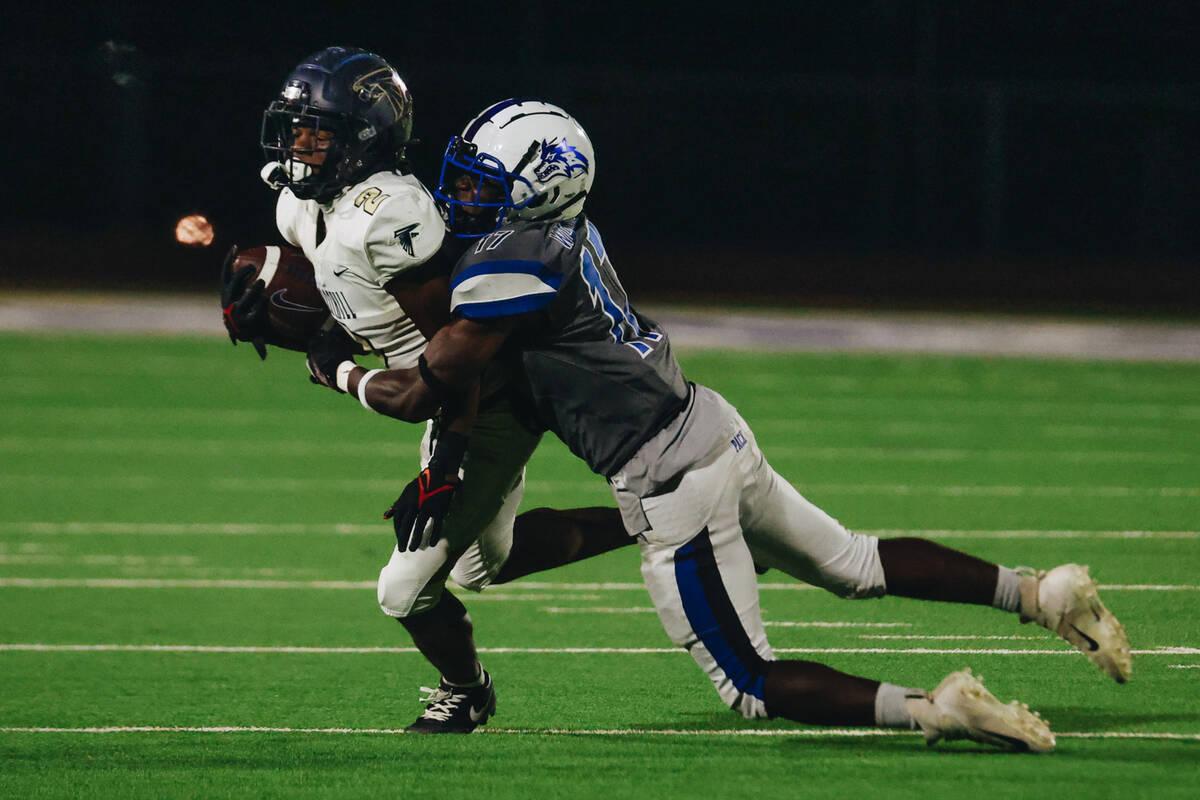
[1020,564,1132,683]
[906,669,1056,753]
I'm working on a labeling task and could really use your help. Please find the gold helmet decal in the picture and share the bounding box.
[352,67,407,118]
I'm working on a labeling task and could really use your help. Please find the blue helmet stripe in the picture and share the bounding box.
[464,97,534,141]
[332,52,375,70]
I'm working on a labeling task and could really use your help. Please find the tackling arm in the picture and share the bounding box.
[333,315,516,422]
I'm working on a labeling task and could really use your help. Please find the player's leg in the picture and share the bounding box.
[876,537,998,604]
[632,421,1053,751]
[734,416,1130,681]
[633,440,776,719]
[378,410,541,732]
[493,506,631,584]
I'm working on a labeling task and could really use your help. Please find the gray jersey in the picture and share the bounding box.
[449,214,688,476]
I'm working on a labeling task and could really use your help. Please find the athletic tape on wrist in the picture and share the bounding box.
[335,361,357,394]
[428,428,469,474]
[357,369,383,411]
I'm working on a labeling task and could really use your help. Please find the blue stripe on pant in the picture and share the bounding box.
[673,528,769,702]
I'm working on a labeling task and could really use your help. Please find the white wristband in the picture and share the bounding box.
[335,361,357,394]
[357,369,383,411]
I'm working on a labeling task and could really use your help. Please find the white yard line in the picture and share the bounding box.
[3,522,1197,539]
[802,484,1200,498]
[2,436,1189,465]
[541,611,918,627]
[0,577,1197,591]
[542,607,658,614]
[0,436,410,458]
[3,474,1199,498]
[864,529,1200,539]
[763,621,912,628]
[0,725,1195,741]
[0,522,386,535]
[859,635,1043,640]
[1,643,1195,655]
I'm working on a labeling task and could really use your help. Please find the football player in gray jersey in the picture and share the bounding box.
[309,99,1132,750]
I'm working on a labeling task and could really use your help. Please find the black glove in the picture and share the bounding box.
[384,429,468,551]
[219,245,269,360]
[305,326,360,392]
[384,468,461,551]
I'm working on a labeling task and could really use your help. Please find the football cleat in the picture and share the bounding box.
[906,669,1055,753]
[1019,563,1132,683]
[405,670,496,734]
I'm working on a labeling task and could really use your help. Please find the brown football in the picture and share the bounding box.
[231,244,331,351]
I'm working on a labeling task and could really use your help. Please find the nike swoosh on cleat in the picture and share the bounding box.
[468,704,490,723]
[1069,624,1101,651]
[979,729,1035,751]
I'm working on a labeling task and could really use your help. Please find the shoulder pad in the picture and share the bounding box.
[450,254,561,319]
[275,189,306,247]
[354,175,446,278]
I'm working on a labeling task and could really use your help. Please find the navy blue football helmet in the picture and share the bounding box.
[261,47,413,202]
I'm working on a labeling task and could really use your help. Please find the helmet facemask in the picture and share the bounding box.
[434,136,537,238]
[261,102,358,202]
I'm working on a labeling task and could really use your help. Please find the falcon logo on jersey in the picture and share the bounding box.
[393,223,420,257]
[533,138,589,182]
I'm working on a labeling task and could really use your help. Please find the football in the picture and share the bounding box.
[230,244,331,351]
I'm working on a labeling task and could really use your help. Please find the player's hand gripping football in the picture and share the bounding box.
[219,245,269,360]
[385,468,461,551]
[305,326,360,392]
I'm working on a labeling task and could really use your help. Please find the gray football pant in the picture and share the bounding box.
[624,394,885,718]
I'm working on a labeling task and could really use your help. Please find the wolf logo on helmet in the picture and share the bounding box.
[533,138,590,182]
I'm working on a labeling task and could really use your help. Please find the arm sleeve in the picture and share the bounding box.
[364,188,447,282]
[450,259,562,319]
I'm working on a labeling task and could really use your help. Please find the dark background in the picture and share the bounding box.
[5,1,1197,312]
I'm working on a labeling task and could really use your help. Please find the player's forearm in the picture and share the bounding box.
[343,365,440,422]
[435,380,480,440]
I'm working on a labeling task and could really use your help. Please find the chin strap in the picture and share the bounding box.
[260,160,314,191]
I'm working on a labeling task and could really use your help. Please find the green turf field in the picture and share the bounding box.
[1,332,1198,798]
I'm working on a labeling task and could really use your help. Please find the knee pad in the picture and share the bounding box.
[377,543,450,618]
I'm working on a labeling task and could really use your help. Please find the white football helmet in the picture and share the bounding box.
[435,99,595,236]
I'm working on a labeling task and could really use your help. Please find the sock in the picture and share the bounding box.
[444,661,484,688]
[874,682,922,729]
[992,566,1023,613]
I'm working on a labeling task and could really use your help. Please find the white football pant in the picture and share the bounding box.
[629,390,885,718]
[377,405,541,617]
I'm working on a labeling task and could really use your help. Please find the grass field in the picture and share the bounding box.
[1,331,1198,798]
